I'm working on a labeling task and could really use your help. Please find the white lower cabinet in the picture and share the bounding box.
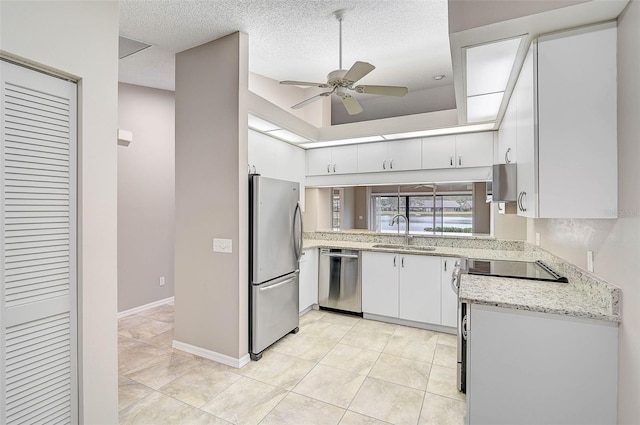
[361,251,399,318]
[298,248,318,313]
[362,251,442,325]
[440,257,459,328]
[467,304,618,425]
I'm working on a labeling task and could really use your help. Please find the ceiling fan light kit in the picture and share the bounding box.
[280,10,408,115]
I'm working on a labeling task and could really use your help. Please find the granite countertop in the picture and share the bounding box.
[458,274,619,322]
[303,231,621,323]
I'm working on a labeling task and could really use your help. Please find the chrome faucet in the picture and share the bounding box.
[390,214,410,245]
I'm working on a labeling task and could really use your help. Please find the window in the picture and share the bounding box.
[371,183,480,235]
[332,188,343,230]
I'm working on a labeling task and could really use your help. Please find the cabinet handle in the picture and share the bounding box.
[444,260,447,271]
[393,256,396,267]
[450,155,453,166]
[383,160,387,170]
[458,154,462,166]
[505,147,512,164]
[521,192,527,212]
[333,164,336,173]
[401,257,405,268]
[390,159,393,169]
[327,164,331,173]
[517,192,522,211]
[252,165,256,174]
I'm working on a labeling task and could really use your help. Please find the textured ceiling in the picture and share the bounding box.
[119,0,453,101]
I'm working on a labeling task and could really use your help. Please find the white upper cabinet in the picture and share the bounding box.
[510,23,617,219]
[248,130,306,207]
[515,46,537,218]
[536,23,617,219]
[497,89,517,165]
[357,139,422,173]
[455,133,494,168]
[421,133,493,169]
[421,135,456,169]
[307,145,358,176]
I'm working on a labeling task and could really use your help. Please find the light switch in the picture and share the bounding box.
[213,238,233,253]
[587,250,594,273]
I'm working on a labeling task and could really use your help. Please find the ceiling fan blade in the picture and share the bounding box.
[341,95,363,115]
[291,91,333,109]
[355,85,408,97]
[280,80,330,88]
[342,61,375,84]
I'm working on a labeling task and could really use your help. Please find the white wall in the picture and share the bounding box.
[0,1,119,423]
[118,83,175,311]
[529,2,639,422]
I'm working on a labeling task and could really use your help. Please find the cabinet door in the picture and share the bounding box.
[440,257,459,327]
[398,255,441,324]
[361,252,399,317]
[357,142,388,173]
[388,138,422,171]
[421,135,456,169]
[498,92,517,165]
[515,46,537,218]
[299,248,318,312]
[307,148,332,176]
[248,130,277,177]
[537,24,617,218]
[331,145,358,174]
[455,132,494,168]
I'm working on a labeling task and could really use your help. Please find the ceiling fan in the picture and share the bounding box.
[280,10,409,115]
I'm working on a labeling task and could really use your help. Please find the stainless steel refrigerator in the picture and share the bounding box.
[249,175,303,361]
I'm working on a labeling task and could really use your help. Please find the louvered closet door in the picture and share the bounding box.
[1,60,77,425]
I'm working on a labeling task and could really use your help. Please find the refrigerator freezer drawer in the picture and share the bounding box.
[251,272,299,354]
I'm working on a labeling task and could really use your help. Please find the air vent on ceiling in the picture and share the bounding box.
[119,36,152,59]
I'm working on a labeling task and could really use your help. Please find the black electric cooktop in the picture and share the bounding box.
[467,259,568,283]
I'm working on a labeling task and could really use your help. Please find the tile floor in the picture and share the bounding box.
[118,304,466,425]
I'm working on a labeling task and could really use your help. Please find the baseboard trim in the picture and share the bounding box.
[363,313,456,335]
[172,340,251,369]
[118,297,174,319]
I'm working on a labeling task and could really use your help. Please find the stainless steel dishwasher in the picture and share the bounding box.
[318,248,361,314]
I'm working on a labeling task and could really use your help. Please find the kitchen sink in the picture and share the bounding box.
[372,244,436,252]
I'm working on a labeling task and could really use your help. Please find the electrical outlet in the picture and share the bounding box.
[535,233,540,246]
[587,250,594,273]
[159,276,166,286]
[213,238,232,253]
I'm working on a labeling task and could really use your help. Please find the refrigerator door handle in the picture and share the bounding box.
[293,202,303,262]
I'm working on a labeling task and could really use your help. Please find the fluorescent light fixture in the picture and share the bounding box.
[467,92,504,122]
[465,37,522,97]
[381,123,495,140]
[267,129,309,143]
[248,114,280,132]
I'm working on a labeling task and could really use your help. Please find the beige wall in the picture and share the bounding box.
[174,32,249,360]
[354,186,368,229]
[118,83,175,311]
[529,2,639,422]
[0,1,119,422]
[492,203,527,240]
[472,183,491,234]
[303,187,332,231]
